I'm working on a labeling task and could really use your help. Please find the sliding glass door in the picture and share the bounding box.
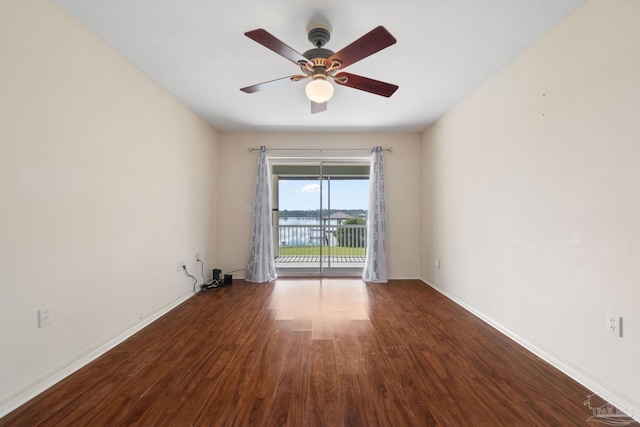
[272,160,369,276]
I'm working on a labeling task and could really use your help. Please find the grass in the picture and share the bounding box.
[278,246,365,256]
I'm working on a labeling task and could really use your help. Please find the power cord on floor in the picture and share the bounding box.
[184,263,220,294]
[203,275,222,291]
[184,264,246,295]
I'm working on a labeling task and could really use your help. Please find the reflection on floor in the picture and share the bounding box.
[268,278,370,339]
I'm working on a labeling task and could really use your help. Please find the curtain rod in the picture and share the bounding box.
[248,147,392,152]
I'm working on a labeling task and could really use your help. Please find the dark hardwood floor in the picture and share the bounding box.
[1,279,622,426]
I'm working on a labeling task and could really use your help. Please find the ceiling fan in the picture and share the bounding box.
[240,24,399,113]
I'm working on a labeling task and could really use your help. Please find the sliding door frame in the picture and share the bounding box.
[271,157,370,277]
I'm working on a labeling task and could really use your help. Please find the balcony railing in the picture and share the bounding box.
[276,224,367,263]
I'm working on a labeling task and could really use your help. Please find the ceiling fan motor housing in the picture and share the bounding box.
[303,24,336,76]
[303,48,334,60]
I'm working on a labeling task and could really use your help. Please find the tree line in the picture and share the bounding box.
[278,209,367,218]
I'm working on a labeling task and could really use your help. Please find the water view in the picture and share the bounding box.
[278,215,366,248]
[277,177,368,252]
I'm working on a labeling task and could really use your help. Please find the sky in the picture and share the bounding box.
[278,179,369,211]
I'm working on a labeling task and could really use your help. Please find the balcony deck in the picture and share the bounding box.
[275,255,365,276]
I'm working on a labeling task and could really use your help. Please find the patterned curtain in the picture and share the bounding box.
[363,146,388,283]
[246,146,277,283]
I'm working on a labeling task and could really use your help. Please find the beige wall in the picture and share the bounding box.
[0,0,218,412]
[422,0,640,411]
[4,0,637,419]
[218,132,422,279]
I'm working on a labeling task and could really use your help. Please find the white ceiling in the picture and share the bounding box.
[54,0,584,133]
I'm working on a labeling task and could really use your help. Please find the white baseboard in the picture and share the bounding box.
[420,276,639,423]
[0,291,194,418]
[388,274,422,280]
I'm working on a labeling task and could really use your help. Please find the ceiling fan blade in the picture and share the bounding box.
[240,75,307,93]
[327,26,396,69]
[334,72,398,97]
[245,29,312,66]
[311,101,327,114]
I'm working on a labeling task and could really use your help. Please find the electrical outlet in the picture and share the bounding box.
[435,258,441,268]
[196,253,201,262]
[38,306,51,328]
[607,314,622,337]
[177,261,184,272]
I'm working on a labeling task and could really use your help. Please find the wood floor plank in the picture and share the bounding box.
[307,339,343,426]
[0,278,624,426]
[282,331,312,427]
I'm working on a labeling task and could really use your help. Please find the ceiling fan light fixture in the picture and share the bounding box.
[305,76,334,103]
